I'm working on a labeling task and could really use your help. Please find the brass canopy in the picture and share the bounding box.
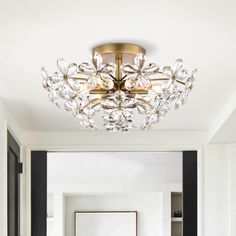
[92,43,146,56]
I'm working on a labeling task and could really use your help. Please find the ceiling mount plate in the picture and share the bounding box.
[92,43,146,55]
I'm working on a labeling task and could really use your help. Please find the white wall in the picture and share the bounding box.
[0,117,7,236]
[65,194,163,236]
[0,100,24,236]
[229,144,236,236]
[203,145,231,236]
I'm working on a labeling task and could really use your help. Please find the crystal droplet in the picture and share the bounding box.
[134,53,146,69]
[162,66,173,78]
[99,75,114,90]
[125,76,139,90]
[57,58,67,74]
[113,91,126,104]
[172,59,183,74]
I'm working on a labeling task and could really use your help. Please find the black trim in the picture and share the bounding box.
[17,163,23,174]
[7,131,20,236]
[31,151,47,236]
[183,151,197,236]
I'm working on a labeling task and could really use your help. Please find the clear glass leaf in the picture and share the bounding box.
[104,123,117,132]
[48,89,60,108]
[181,88,190,104]
[79,62,95,75]
[57,58,67,75]
[42,78,48,88]
[51,71,63,83]
[162,66,173,78]
[77,110,96,129]
[101,99,117,109]
[189,68,197,82]
[142,63,159,75]
[67,78,81,91]
[175,99,182,109]
[175,69,188,81]
[134,53,146,69]
[67,63,78,77]
[139,75,152,90]
[101,63,116,74]
[122,98,136,108]
[41,67,48,80]
[64,100,76,112]
[137,104,146,114]
[161,79,173,90]
[121,64,138,74]
[92,52,103,69]
[121,123,135,132]
[122,110,134,122]
[41,67,51,88]
[86,76,97,90]
[172,58,183,74]
[58,84,74,100]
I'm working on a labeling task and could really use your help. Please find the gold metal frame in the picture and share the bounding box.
[68,43,188,111]
[92,43,146,55]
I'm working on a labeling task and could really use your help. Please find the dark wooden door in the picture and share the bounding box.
[8,131,21,236]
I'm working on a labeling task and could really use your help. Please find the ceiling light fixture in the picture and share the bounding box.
[41,43,197,132]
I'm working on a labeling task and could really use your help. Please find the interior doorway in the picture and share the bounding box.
[31,151,197,236]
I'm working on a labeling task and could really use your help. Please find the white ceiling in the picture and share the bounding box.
[47,152,182,185]
[1,0,236,134]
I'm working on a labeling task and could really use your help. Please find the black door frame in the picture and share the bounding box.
[31,150,198,236]
[7,131,21,236]
[31,151,47,236]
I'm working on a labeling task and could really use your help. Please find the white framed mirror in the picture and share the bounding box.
[75,211,137,236]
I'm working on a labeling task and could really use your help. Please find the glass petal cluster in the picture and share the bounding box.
[41,53,197,132]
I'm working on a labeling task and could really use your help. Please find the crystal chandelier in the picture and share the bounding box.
[41,43,197,132]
